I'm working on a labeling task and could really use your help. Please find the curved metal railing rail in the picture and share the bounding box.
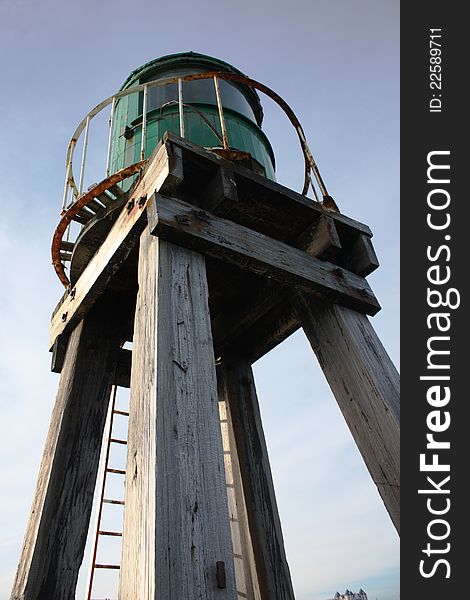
[61,70,330,211]
[55,71,333,287]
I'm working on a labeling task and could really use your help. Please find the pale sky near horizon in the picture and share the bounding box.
[0,1,399,599]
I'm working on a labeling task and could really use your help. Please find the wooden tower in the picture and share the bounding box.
[11,54,399,600]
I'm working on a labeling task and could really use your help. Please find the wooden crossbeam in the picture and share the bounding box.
[147,194,380,316]
[49,142,183,350]
[163,132,373,238]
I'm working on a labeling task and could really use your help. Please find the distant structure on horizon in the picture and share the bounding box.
[328,589,368,600]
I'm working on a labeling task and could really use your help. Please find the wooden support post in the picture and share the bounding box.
[218,355,296,600]
[120,229,237,600]
[295,296,400,533]
[11,302,121,600]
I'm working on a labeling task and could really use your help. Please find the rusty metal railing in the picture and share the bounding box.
[61,71,330,212]
[56,71,333,288]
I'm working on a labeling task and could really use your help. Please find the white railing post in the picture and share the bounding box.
[140,84,148,161]
[105,97,117,177]
[78,116,90,195]
[213,75,229,150]
[178,78,185,138]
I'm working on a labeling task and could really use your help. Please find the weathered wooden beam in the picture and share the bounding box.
[148,194,380,316]
[347,233,380,276]
[164,131,373,238]
[49,141,183,350]
[11,302,121,599]
[113,348,132,388]
[295,296,400,533]
[50,333,69,373]
[212,282,291,359]
[199,165,238,216]
[217,355,296,600]
[212,216,341,361]
[120,230,237,600]
[296,214,342,259]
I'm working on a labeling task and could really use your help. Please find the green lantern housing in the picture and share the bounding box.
[109,52,276,185]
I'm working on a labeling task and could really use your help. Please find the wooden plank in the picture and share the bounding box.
[347,233,380,276]
[218,356,295,600]
[296,214,342,259]
[199,165,238,216]
[50,333,69,373]
[120,231,236,600]
[239,299,300,364]
[212,282,290,357]
[11,302,121,599]
[113,348,132,388]
[49,142,183,350]
[164,132,373,237]
[295,296,400,533]
[212,217,340,361]
[148,194,380,316]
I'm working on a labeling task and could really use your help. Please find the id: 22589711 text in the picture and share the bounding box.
[429,28,443,113]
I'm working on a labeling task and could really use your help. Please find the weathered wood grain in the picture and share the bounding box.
[199,165,238,215]
[296,214,342,259]
[49,141,184,350]
[119,231,236,600]
[148,194,380,316]
[163,132,373,238]
[347,233,380,276]
[113,348,132,388]
[218,356,295,600]
[11,303,121,600]
[295,296,400,533]
[212,216,341,361]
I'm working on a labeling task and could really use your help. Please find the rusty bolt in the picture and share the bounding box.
[61,312,68,323]
[194,210,210,223]
[138,195,147,208]
[126,199,135,213]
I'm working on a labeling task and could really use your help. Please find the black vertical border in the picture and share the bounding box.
[401,4,466,596]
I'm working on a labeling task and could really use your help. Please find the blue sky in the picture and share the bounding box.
[0,1,399,599]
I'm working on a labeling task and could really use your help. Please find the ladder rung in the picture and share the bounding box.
[106,468,126,475]
[87,199,106,213]
[94,564,120,570]
[103,498,125,505]
[113,409,129,416]
[71,214,89,225]
[97,191,115,206]
[98,530,123,537]
[110,438,127,445]
[108,183,123,198]
[60,251,72,262]
[60,240,75,252]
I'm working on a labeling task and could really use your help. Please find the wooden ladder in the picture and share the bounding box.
[84,384,129,600]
